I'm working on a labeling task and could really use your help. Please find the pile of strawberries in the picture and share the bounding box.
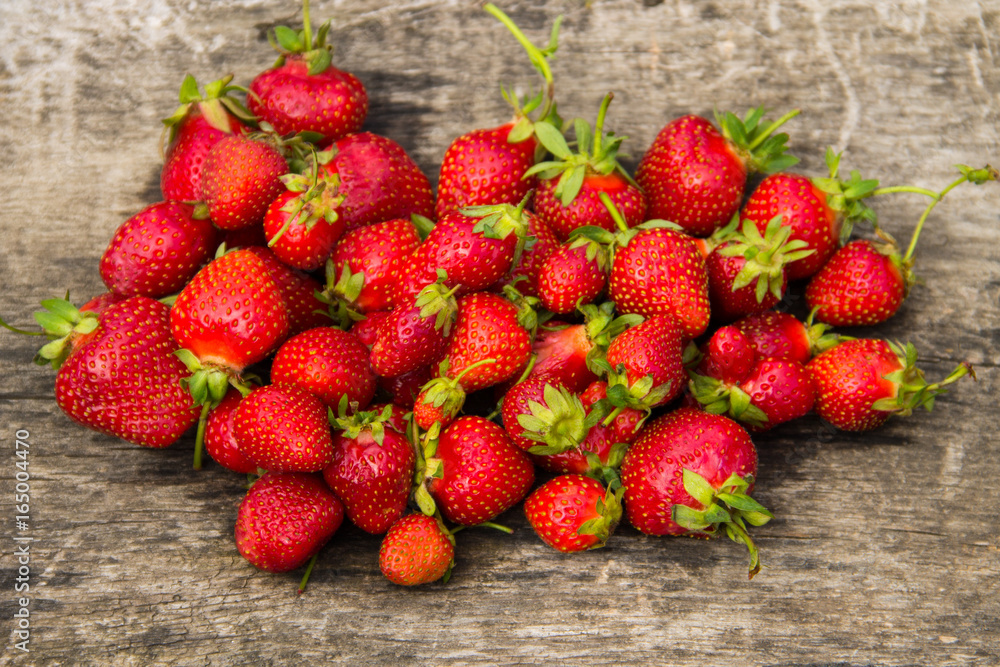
[6,2,993,588]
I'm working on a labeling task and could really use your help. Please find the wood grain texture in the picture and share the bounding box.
[1,0,998,664]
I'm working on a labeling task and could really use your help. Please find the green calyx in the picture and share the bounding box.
[597,365,672,421]
[804,308,852,356]
[1,297,101,370]
[523,92,636,206]
[671,469,773,579]
[268,0,334,75]
[415,273,460,337]
[317,260,364,330]
[811,147,881,243]
[716,106,800,175]
[501,281,544,339]
[872,341,975,416]
[596,192,683,259]
[686,371,769,429]
[578,301,643,376]
[462,191,534,273]
[715,214,815,304]
[575,484,625,549]
[329,401,395,445]
[268,163,344,247]
[160,74,255,152]
[516,383,589,456]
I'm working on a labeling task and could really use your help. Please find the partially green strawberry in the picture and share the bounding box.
[524,474,623,553]
[235,471,344,574]
[379,513,455,586]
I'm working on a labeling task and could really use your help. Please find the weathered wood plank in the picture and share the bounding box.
[1,1,999,665]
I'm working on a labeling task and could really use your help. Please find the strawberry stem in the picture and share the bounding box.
[598,191,629,233]
[483,3,558,120]
[298,552,319,594]
[745,108,800,152]
[475,521,514,534]
[192,403,211,470]
[591,92,614,158]
[302,0,313,52]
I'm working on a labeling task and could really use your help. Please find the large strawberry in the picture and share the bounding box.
[269,326,377,411]
[160,74,254,202]
[323,406,415,534]
[807,338,972,432]
[524,474,623,553]
[200,134,289,231]
[620,408,772,578]
[99,201,217,299]
[247,2,367,143]
[379,513,455,586]
[635,106,799,237]
[234,383,335,473]
[527,92,646,240]
[425,415,535,526]
[318,132,434,230]
[235,472,345,575]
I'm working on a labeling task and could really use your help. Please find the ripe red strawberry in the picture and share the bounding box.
[605,313,687,408]
[235,472,345,573]
[620,408,771,578]
[524,474,623,553]
[804,238,905,327]
[379,513,455,586]
[426,415,535,526]
[537,236,608,315]
[807,338,972,432]
[607,223,711,339]
[730,310,841,365]
[234,383,335,473]
[635,107,799,237]
[160,74,254,202]
[247,8,367,143]
[99,201,217,298]
[527,322,599,395]
[203,388,258,474]
[494,210,561,298]
[323,407,415,534]
[262,168,345,271]
[244,247,331,335]
[738,359,816,429]
[694,325,757,385]
[270,326,377,410]
[370,280,458,378]
[45,296,199,448]
[200,134,289,231]
[528,93,646,240]
[319,132,434,230]
[349,310,391,348]
[170,248,290,374]
[328,218,422,314]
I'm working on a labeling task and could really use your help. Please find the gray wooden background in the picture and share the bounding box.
[1,0,998,664]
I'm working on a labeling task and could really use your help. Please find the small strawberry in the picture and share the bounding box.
[411,358,499,431]
[524,474,623,553]
[323,405,415,535]
[379,513,455,586]
[262,165,345,271]
[235,471,345,574]
[527,92,646,240]
[370,278,458,378]
[234,383,335,473]
[620,408,772,578]
[327,217,422,314]
[99,201,217,299]
[203,388,258,474]
[159,74,254,203]
[247,3,367,143]
[807,338,973,432]
[693,325,757,385]
[537,235,608,315]
[635,106,799,237]
[425,415,535,526]
[318,132,435,230]
[200,134,289,231]
[269,326,377,411]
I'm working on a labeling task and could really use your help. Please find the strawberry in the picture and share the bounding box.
[349,310,391,348]
[604,313,687,409]
[234,383,335,473]
[200,134,289,231]
[37,296,198,448]
[527,92,646,240]
[203,388,258,474]
[379,513,455,586]
[269,326,377,411]
[160,74,254,203]
[730,310,842,365]
[235,471,345,574]
[379,366,434,409]
[425,415,535,526]
[635,107,799,237]
[99,201,217,298]
[243,247,331,336]
[323,406,415,534]
[494,210,561,298]
[704,215,814,323]
[318,132,434,230]
[433,5,561,217]
[327,218,422,314]
[537,235,608,315]
[370,279,458,378]
[694,325,757,385]
[411,358,501,431]
[501,378,587,454]
[807,338,972,432]
[620,408,772,578]
[524,474,623,553]
[262,166,345,271]
[247,5,367,144]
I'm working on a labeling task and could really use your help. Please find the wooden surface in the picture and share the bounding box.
[2,1,999,664]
